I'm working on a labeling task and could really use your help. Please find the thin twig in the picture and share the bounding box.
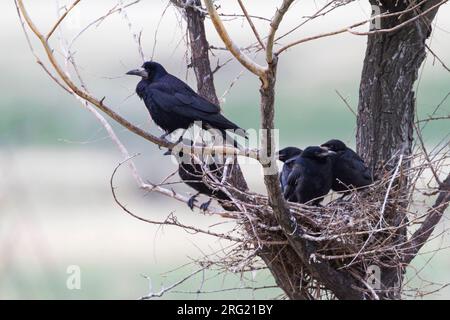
[47,0,81,39]
[203,0,267,81]
[236,0,265,50]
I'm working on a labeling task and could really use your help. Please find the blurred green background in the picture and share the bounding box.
[0,0,449,299]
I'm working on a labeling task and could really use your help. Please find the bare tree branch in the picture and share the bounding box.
[111,160,240,240]
[47,0,81,39]
[16,0,173,148]
[275,0,447,56]
[140,266,208,299]
[266,0,294,63]
[426,44,450,72]
[183,0,220,105]
[403,174,450,264]
[203,0,266,80]
[237,0,265,50]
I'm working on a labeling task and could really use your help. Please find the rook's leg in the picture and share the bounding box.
[187,192,200,210]
[158,132,170,150]
[177,129,187,143]
[159,132,169,140]
[200,198,213,211]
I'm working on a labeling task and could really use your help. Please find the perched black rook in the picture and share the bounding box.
[127,61,246,142]
[283,146,335,205]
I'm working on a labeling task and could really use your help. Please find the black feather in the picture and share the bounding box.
[130,61,247,141]
[321,139,373,193]
[283,146,334,205]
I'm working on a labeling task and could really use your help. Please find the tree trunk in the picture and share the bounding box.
[185,3,220,106]
[356,0,442,299]
[178,0,249,191]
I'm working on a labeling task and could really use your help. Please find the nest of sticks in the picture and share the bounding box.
[177,149,448,299]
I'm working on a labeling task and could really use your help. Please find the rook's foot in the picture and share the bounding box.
[200,198,213,211]
[187,193,199,210]
[176,134,185,144]
[158,133,170,150]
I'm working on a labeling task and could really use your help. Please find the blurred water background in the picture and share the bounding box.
[0,0,449,299]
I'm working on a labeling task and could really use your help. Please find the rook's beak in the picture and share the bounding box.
[275,151,285,162]
[163,150,172,156]
[319,147,336,157]
[126,67,148,78]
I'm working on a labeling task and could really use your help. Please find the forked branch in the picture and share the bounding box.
[266,0,294,63]
[236,0,265,50]
[203,0,267,81]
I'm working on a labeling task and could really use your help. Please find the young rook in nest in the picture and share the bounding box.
[283,146,335,205]
[277,146,303,198]
[321,139,372,193]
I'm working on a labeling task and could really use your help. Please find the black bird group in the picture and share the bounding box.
[127,61,372,209]
[278,139,372,205]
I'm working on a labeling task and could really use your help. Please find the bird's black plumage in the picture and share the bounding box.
[321,139,372,193]
[283,146,335,205]
[165,148,229,210]
[277,147,303,163]
[127,61,246,141]
[277,147,303,197]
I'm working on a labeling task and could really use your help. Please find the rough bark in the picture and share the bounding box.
[258,246,313,300]
[185,2,220,106]
[176,0,249,191]
[357,0,442,172]
[356,0,443,299]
